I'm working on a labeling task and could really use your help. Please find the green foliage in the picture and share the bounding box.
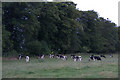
[79,11,118,53]
[82,46,91,53]
[2,2,118,56]
[3,50,18,57]
[26,40,50,55]
[118,27,120,51]
[2,25,13,53]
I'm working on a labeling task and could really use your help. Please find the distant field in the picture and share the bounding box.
[2,53,118,78]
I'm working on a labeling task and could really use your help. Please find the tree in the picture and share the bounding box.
[118,26,120,52]
[2,25,13,53]
[2,2,118,56]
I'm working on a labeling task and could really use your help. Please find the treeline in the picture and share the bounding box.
[2,2,119,56]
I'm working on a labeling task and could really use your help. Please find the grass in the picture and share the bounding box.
[2,53,118,78]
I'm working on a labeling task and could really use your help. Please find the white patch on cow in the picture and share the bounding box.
[78,56,82,61]
[56,56,60,59]
[79,58,82,61]
[62,56,67,60]
[19,55,22,60]
[50,54,54,58]
[26,56,29,62]
[74,58,77,62]
[93,57,95,61]
[41,55,44,59]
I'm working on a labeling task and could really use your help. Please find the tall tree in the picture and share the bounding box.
[2,2,118,56]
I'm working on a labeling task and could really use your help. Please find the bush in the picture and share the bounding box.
[82,46,91,53]
[26,40,50,55]
[2,50,18,57]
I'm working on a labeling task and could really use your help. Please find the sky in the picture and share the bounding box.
[72,0,119,26]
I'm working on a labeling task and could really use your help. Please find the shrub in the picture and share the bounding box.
[26,40,50,55]
[2,50,18,57]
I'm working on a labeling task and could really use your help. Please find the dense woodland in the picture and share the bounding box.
[2,2,120,56]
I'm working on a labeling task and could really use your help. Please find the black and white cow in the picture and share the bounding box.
[38,54,45,59]
[26,55,30,62]
[94,56,101,61]
[18,54,22,60]
[56,54,63,59]
[90,55,94,60]
[56,54,61,59]
[71,54,76,59]
[49,54,54,58]
[18,54,24,60]
[78,56,82,61]
[41,55,45,59]
[72,55,82,62]
[90,55,101,61]
[62,55,67,60]
[100,54,106,58]
[56,54,67,60]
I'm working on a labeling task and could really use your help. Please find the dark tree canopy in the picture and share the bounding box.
[2,2,119,56]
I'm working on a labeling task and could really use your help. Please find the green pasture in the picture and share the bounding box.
[2,53,118,78]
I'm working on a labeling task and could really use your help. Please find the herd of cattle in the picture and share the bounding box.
[18,53,113,63]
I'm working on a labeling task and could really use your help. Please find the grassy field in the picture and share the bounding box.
[2,53,118,78]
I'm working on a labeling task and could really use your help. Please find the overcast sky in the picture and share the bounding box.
[72,0,119,26]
